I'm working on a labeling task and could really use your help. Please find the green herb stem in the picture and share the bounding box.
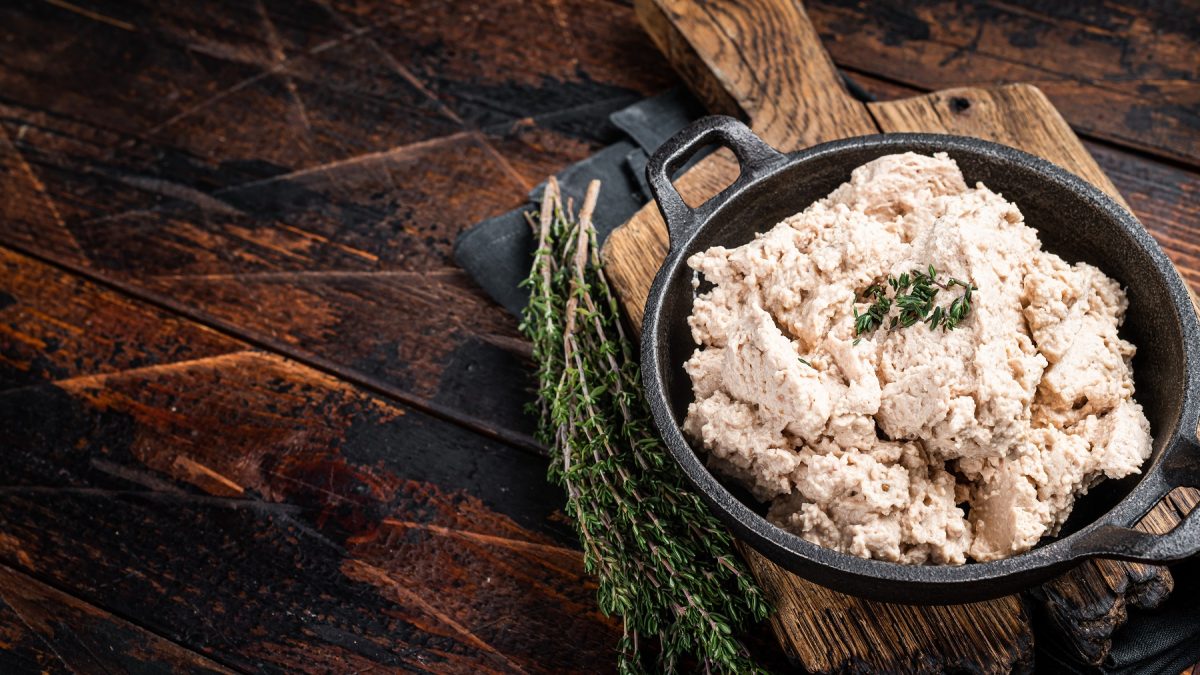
[519,178,769,674]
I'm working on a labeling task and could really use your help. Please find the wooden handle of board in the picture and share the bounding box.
[634,0,875,148]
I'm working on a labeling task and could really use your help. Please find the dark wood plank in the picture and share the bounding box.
[0,245,239,390]
[337,0,676,132]
[0,0,673,451]
[0,245,620,673]
[807,0,1200,166]
[1087,141,1200,295]
[0,563,235,675]
[0,1,459,176]
[0,98,542,448]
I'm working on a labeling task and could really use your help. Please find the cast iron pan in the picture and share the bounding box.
[641,115,1200,604]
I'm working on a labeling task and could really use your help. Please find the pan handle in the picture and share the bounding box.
[646,115,786,252]
[1072,433,1200,563]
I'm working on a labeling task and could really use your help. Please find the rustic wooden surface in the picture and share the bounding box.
[604,0,1199,671]
[0,246,622,672]
[0,563,234,674]
[0,0,1196,671]
[806,0,1200,166]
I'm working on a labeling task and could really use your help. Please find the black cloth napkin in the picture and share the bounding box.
[453,87,706,316]
[452,86,1200,675]
[1036,556,1200,674]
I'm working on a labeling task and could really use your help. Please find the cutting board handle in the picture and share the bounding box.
[647,115,786,248]
[635,0,877,150]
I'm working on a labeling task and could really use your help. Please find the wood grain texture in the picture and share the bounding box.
[0,101,542,449]
[0,563,234,675]
[806,0,1200,167]
[635,0,743,119]
[1088,142,1200,298]
[744,547,1032,673]
[0,0,677,452]
[601,2,1198,672]
[638,0,877,149]
[0,246,621,672]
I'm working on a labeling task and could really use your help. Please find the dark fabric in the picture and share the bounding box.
[453,84,1200,675]
[610,88,706,153]
[452,87,706,316]
[1037,556,1200,674]
[454,140,645,316]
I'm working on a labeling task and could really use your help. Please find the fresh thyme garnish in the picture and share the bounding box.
[520,178,768,674]
[798,356,813,368]
[852,264,977,340]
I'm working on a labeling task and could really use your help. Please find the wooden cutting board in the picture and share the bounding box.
[600,0,1200,671]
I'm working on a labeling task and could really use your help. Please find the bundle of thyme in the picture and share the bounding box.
[520,178,768,673]
[853,265,977,342]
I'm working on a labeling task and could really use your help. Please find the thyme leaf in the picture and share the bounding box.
[519,178,769,674]
[852,264,977,340]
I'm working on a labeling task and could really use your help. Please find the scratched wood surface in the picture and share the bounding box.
[0,0,1196,671]
[805,0,1200,166]
[0,564,234,674]
[0,247,625,672]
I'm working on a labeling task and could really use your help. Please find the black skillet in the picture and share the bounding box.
[640,115,1200,604]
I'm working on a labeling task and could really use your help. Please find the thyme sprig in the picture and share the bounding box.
[520,178,769,674]
[853,264,976,343]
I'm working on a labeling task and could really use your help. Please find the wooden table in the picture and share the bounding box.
[0,0,1195,672]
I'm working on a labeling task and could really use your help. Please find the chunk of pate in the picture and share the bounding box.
[683,152,1151,564]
